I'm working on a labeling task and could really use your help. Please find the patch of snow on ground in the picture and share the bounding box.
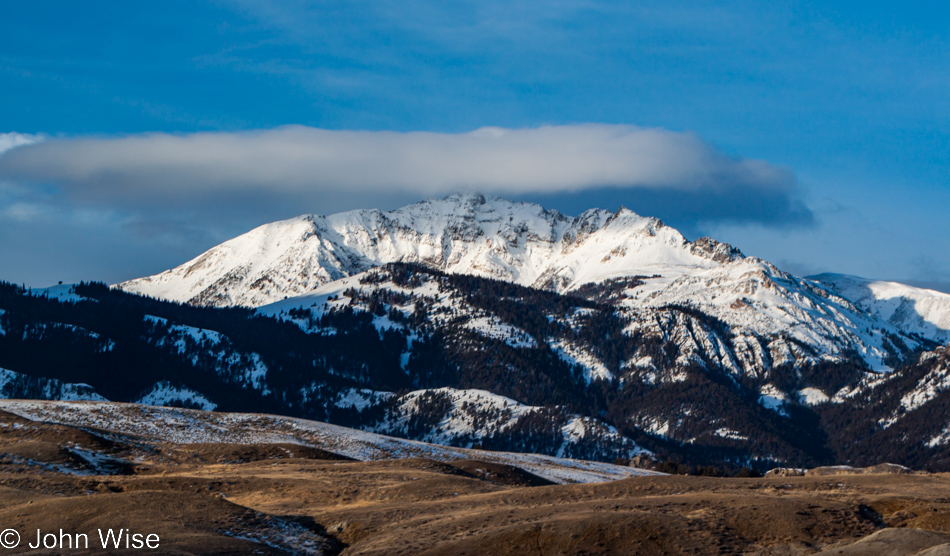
[557,417,645,458]
[145,315,270,394]
[465,317,537,348]
[58,383,108,402]
[20,322,114,352]
[551,341,614,383]
[797,387,830,406]
[832,372,894,403]
[926,424,950,448]
[714,428,748,441]
[239,353,270,394]
[37,284,94,304]
[759,384,789,417]
[382,388,535,442]
[222,515,333,555]
[900,362,950,413]
[135,381,217,411]
[0,368,107,402]
[880,360,950,429]
[336,388,394,411]
[643,418,671,437]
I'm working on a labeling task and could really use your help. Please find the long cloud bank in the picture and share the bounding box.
[0,125,811,226]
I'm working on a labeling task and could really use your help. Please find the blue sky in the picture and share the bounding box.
[0,0,948,291]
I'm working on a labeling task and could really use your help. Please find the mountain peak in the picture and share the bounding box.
[117,196,747,307]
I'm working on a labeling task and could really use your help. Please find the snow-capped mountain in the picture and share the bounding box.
[118,195,949,366]
[7,194,950,472]
[253,261,932,464]
[118,194,741,308]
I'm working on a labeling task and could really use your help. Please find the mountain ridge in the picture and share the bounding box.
[115,193,950,378]
[812,273,950,343]
[116,194,949,358]
[117,193,743,308]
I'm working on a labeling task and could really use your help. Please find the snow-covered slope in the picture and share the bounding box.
[626,258,918,374]
[118,194,739,308]
[144,315,270,395]
[134,380,217,411]
[369,387,645,459]
[260,258,919,385]
[813,274,950,342]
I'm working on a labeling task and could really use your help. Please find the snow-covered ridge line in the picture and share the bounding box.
[0,400,661,484]
[117,194,737,308]
[368,387,646,459]
[813,273,950,342]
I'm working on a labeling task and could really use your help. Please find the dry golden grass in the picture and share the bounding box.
[4,409,950,555]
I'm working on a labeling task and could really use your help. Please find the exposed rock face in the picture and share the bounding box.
[689,236,744,263]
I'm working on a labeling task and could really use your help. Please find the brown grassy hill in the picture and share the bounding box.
[3,406,950,555]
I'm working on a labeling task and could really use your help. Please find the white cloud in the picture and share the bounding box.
[0,124,797,209]
[0,132,43,156]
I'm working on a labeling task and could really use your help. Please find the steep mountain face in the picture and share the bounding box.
[623,258,918,374]
[118,194,739,308]
[820,345,950,470]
